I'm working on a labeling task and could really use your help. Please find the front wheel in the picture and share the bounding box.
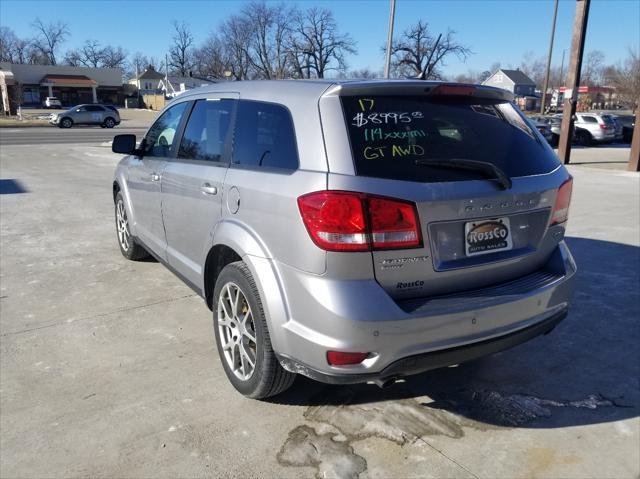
[213,262,295,399]
[60,117,73,128]
[114,192,149,260]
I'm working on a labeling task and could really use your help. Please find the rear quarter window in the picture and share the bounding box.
[233,100,298,171]
[341,95,560,182]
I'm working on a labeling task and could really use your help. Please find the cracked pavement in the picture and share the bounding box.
[1,139,638,478]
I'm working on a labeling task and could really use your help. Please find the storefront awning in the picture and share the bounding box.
[40,74,97,88]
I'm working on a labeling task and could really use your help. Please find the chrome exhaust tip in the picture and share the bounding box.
[374,377,398,389]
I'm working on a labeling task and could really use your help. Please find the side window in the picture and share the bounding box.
[178,99,234,162]
[87,105,104,112]
[143,102,189,158]
[581,116,598,123]
[233,100,298,170]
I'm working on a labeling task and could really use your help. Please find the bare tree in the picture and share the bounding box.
[290,7,356,78]
[127,52,159,79]
[242,1,292,79]
[453,69,482,83]
[219,15,253,80]
[519,51,546,87]
[169,21,195,76]
[101,46,127,69]
[387,21,471,79]
[64,40,127,71]
[194,34,230,79]
[609,48,640,109]
[342,67,381,79]
[581,50,605,86]
[0,27,39,64]
[65,40,103,67]
[31,18,69,65]
[0,26,18,63]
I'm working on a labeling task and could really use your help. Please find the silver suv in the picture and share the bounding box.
[112,80,576,399]
[574,112,616,145]
[50,104,120,128]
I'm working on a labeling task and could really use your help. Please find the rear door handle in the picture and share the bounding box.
[201,183,218,195]
[150,173,160,182]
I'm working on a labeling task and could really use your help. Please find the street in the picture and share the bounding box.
[0,129,638,478]
[0,126,147,146]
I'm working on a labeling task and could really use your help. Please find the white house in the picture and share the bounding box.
[158,76,216,97]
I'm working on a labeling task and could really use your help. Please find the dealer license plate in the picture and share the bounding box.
[464,217,513,257]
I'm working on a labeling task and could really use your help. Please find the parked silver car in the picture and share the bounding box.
[574,112,616,145]
[50,104,120,128]
[112,80,576,399]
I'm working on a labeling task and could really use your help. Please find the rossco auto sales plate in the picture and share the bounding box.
[464,217,513,256]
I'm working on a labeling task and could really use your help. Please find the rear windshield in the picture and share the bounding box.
[341,95,560,182]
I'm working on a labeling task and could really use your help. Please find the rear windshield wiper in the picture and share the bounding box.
[415,158,513,190]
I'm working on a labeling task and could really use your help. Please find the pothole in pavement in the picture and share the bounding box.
[278,386,628,478]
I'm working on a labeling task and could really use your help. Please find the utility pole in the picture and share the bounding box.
[384,0,396,79]
[541,0,559,114]
[629,99,640,171]
[558,0,591,165]
[559,48,567,86]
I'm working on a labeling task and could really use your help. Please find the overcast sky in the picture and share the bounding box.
[2,0,638,76]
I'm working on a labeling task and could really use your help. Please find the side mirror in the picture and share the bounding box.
[112,134,137,154]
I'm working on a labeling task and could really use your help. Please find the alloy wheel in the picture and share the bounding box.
[116,199,130,251]
[217,282,257,381]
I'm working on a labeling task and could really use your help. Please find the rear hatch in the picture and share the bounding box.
[325,83,569,300]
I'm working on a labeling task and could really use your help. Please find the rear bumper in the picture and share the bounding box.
[593,130,615,142]
[267,241,576,383]
[277,307,567,385]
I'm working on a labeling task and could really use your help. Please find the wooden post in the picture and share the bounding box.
[558,0,591,164]
[629,105,640,172]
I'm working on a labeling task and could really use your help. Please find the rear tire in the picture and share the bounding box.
[104,117,116,128]
[213,261,295,399]
[114,192,149,260]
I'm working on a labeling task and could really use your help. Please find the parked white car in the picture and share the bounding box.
[574,113,616,145]
[42,97,62,109]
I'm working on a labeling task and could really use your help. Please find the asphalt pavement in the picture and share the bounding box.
[0,130,638,478]
[0,126,148,146]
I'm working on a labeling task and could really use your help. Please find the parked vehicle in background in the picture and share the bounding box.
[612,115,635,143]
[49,104,121,128]
[530,115,561,146]
[111,80,576,399]
[574,113,616,145]
[42,97,62,109]
[531,119,554,144]
[599,114,623,142]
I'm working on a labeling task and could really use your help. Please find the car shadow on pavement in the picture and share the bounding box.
[271,236,639,429]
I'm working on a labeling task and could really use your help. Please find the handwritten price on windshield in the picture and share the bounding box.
[351,111,423,128]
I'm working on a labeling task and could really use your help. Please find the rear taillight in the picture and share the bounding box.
[327,351,369,366]
[599,124,608,130]
[297,191,422,252]
[551,177,573,225]
[368,197,421,249]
